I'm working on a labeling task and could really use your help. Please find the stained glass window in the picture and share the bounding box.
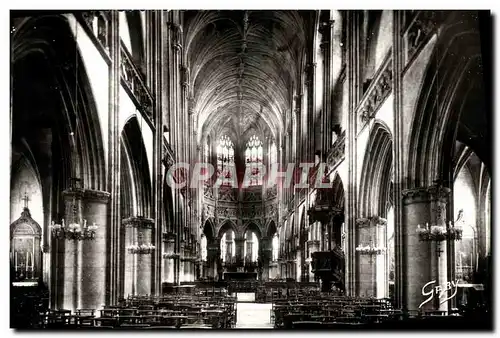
[245,135,263,186]
[216,135,235,186]
[201,235,207,262]
[244,231,259,263]
[272,233,279,261]
[220,230,235,263]
[270,142,277,165]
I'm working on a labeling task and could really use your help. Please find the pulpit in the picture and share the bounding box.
[311,247,345,292]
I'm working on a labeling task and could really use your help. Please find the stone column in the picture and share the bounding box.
[60,188,84,311]
[152,10,165,297]
[179,241,185,283]
[207,242,218,279]
[123,217,154,296]
[234,238,245,266]
[374,216,388,299]
[80,190,111,310]
[402,185,451,313]
[260,237,272,281]
[162,232,176,284]
[319,19,335,154]
[107,9,121,306]
[346,10,361,296]
[356,218,375,297]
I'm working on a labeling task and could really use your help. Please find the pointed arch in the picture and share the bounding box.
[203,219,216,241]
[217,219,238,239]
[12,15,106,191]
[359,120,392,217]
[407,13,487,188]
[121,116,152,217]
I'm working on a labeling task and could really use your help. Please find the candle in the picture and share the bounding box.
[15,252,17,270]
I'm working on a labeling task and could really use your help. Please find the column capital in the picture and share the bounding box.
[402,187,429,204]
[427,185,451,201]
[402,185,451,204]
[356,218,371,228]
[62,188,85,200]
[371,215,387,226]
[83,189,111,203]
[123,216,155,229]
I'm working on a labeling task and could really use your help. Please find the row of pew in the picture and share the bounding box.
[270,293,480,329]
[271,294,404,329]
[39,294,237,329]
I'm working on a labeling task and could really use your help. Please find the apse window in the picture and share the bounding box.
[216,135,235,186]
[245,135,263,186]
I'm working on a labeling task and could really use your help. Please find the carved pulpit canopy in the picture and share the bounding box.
[308,206,344,225]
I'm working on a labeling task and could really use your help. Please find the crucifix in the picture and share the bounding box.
[436,242,444,257]
[22,192,30,209]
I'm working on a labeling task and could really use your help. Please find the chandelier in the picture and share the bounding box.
[51,219,98,241]
[416,222,463,242]
[127,243,155,255]
[355,241,386,255]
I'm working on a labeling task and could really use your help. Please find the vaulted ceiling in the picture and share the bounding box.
[183,10,315,145]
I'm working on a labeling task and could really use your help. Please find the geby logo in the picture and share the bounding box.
[419,280,459,308]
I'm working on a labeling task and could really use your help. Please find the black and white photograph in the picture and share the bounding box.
[7,8,493,331]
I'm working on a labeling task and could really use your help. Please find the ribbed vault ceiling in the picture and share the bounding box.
[183,10,310,144]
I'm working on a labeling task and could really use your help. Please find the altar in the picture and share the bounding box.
[223,271,257,281]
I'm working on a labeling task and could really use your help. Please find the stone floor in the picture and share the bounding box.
[235,302,273,329]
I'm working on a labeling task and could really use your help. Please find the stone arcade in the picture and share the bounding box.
[9,10,492,330]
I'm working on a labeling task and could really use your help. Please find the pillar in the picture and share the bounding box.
[356,216,387,298]
[107,9,121,306]
[402,185,451,313]
[179,241,185,282]
[162,232,176,285]
[80,190,111,310]
[320,18,335,154]
[346,10,361,296]
[123,217,154,296]
[234,238,245,266]
[152,9,164,297]
[260,237,272,281]
[392,9,406,310]
[207,241,218,279]
[374,216,388,299]
[356,218,375,297]
[60,188,84,311]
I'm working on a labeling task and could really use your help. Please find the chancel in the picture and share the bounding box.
[9,9,492,330]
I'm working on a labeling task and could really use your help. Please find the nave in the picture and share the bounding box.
[9,9,492,331]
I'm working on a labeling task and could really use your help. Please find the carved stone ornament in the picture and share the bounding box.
[405,11,446,63]
[123,216,155,229]
[326,132,346,172]
[83,189,111,203]
[356,218,371,228]
[402,187,431,204]
[359,59,393,124]
[163,154,174,169]
[427,185,451,202]
[371,216,387,226]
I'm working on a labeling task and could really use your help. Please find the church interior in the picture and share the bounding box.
[9,10,492,330]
